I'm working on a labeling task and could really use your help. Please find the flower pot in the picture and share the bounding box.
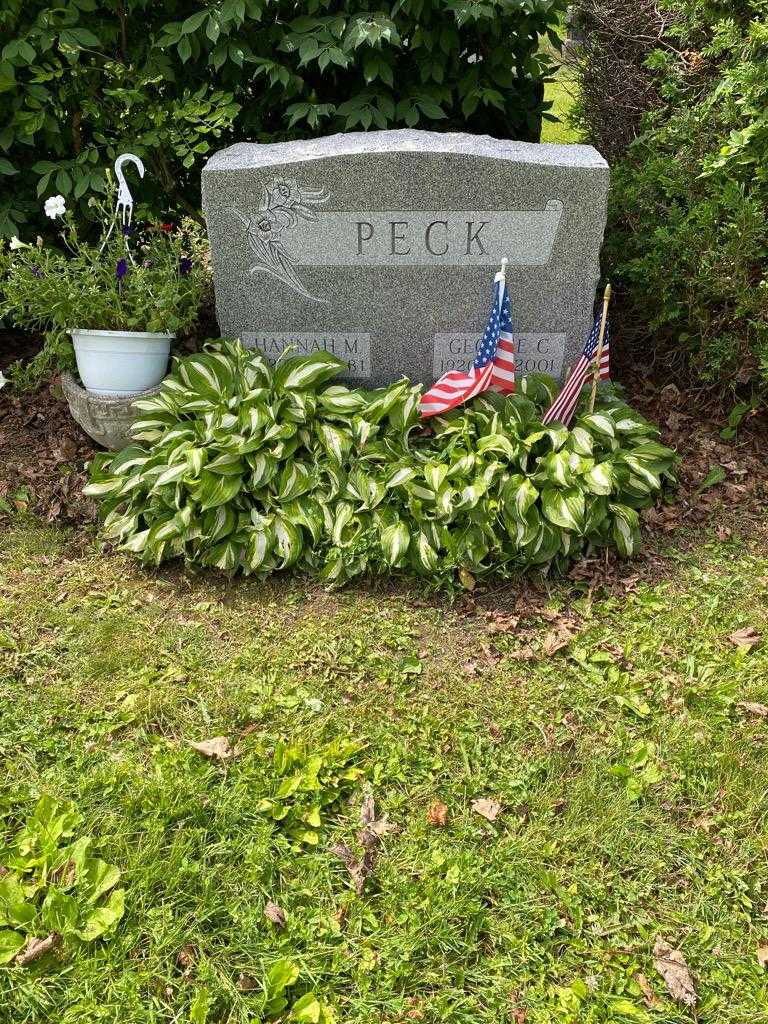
[71,328,173,397]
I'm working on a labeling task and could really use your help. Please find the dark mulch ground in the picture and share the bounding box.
[2,329,767,561]
[0,331,98,524]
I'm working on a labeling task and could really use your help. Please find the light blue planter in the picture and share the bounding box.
[71,328,173,397]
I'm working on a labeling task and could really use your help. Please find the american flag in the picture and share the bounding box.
[420,272,516,419]
[541,312,610,426]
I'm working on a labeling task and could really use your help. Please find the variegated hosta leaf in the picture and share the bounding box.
[178,351,233,401]
[283,498,324,545]
[332,502,357,546]
[201,539,241,572]
[276,461,313,502]
[83,478,125,498]
[424,463,448,493]
[245,522,275,572]
[540,486,585,533]
[195,471,243,511]
[579,413,616,438]
[204,505,237,544]
[388,386,421,434]
[414,530,439,573]
[568,426,594,456]
[583,461,615,496]
[282,389,318,424]
[385,466,417,489]
[363,380,409,424]
[317,423,353,465]
[609,503,641,557]
[249,453,278,489]
[318,385,367,415]
[273,515,303,567]
[446,453,476,478]
[380,519,410,566]
[275,352,346,391]
[476,434,517,460]
[502,476,539,519]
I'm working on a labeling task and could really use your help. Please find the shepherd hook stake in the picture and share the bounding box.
[114,153,145,226]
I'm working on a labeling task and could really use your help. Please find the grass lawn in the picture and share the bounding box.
[541,67,582,145]
[2,519,768,1023]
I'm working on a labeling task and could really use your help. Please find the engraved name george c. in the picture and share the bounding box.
[433,333,566,379]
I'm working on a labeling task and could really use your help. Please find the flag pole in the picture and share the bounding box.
[588,282,611,414]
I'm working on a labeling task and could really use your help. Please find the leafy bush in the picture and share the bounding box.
[0,191,210,387]
[0,0,566,238]
[85,340,676,590]
[0,795,125,964]
[571,0,768,397]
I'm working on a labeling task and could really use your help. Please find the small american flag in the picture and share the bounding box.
[541,312,610,426]
[420,270,515,419]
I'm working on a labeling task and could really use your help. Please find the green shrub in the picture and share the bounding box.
[85,340,676,590]
[0,0,565,238]
[579,1,768,397]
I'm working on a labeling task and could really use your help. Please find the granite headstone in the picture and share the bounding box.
[202,130,609,386]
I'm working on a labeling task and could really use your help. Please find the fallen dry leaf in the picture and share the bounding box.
[176,944,196,978]
[635,972,660,1009]
[331,792,396,895]
[187,736,233,760]
[728,627,762,651]
[507,645,536,661]
[653,938,697,1007]
[237,973,258,992]
[264,901,286,928]
[543,626,575,657]
[427,801,449,827]
[471,797,502,822]
[737,701,768,718]
[16,932,61,966]
[330,842,368,895]
[757,943,768,968]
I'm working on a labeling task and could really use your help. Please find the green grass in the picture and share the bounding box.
[541,68,582,145]
[2,520,768,1023]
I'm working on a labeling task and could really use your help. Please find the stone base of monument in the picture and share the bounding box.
[61,372,159,451]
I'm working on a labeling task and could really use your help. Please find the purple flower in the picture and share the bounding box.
[122,224,133,237]
[116,258,128,281]
[179,257,192,276]
[30,266,43,279]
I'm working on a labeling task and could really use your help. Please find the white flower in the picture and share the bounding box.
[9,235,25,250]
[0,371,7,390]
[44,195,66,220]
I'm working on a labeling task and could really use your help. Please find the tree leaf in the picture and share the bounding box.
[471,798,502,822]
[264,901,286,927]
[728,627,761,651]
[15,932,61,966]
[188,736,233,760]
[653,938,697,1007]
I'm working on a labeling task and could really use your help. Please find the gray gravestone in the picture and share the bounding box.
[202,130,609,386]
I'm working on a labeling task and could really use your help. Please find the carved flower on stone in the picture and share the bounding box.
[253,207,291,243]
[267,177,301,209]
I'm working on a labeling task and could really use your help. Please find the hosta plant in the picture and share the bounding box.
[85,339,676,590]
